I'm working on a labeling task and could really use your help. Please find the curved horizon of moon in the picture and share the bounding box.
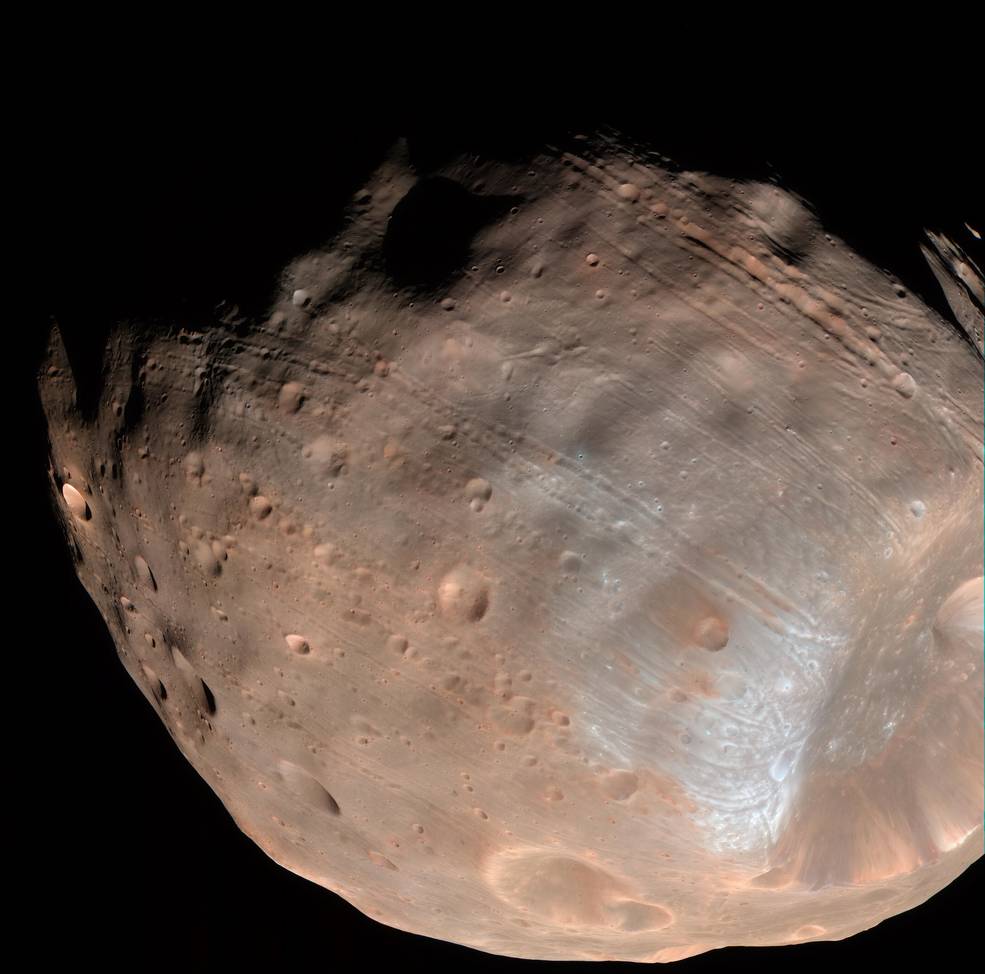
[39,137,982,962]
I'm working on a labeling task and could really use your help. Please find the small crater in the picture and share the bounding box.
[62,483,90,520]
[134,555,157,591]
[386,635,409,655]
[194,540,221,576]
[183,452,205,484]
[302,436,349,478]
[692,616,729,651]
[607,899,672,932]
[250,496,273,520]
[558,551,583,574]
[368,850,398,870]
[891,372,917,398]
[285,634,310,655]
[600,770,639,801]
[464,477,493,512]
[200,679,217,716]
[279,760,340,815]
[437,566,490,622]
[278,381,305,413]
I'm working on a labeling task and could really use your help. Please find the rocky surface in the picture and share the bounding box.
[38,138,983,962]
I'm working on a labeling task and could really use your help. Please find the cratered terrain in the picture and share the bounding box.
[38,136,983,963]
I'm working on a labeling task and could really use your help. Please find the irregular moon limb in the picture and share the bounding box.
[38,138,982,962]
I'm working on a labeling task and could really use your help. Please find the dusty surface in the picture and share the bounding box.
[38,139,983,962]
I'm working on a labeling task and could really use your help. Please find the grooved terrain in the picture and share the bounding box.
[39,138,983,962]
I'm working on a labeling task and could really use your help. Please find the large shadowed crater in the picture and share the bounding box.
[383,176,520,289]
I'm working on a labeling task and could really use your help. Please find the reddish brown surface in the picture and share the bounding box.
[39,142,982,961]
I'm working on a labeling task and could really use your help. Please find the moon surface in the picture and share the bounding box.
[39,137,982,962]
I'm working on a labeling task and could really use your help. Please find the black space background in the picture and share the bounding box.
[25,115,981,970]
